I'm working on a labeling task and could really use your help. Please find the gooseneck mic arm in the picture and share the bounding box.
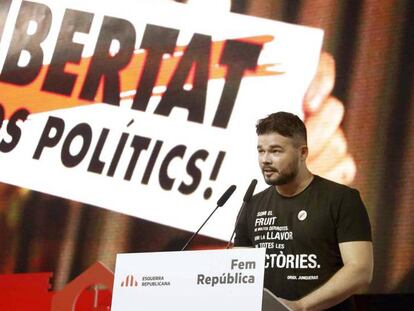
[226,179,257,248]
[181,185,237,251]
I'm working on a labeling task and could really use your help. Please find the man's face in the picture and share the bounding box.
[257,132,302,186]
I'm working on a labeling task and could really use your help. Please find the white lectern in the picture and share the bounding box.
[111,248,291,311]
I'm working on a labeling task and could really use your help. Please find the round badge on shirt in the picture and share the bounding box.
[298,210,307,221]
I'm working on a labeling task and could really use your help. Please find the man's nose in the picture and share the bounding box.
[261,152,271,163]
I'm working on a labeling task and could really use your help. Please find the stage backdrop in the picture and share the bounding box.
[0,0,413,296]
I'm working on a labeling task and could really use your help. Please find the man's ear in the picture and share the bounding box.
[300,145,309,160]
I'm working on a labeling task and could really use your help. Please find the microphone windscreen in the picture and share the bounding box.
[216,185,236,207]
[243,179,257,202]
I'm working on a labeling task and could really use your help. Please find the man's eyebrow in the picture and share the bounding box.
[257,144,284,149]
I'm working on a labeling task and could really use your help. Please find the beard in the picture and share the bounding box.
[262,166,298,186]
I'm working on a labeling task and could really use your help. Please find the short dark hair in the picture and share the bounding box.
[256,111,307,145]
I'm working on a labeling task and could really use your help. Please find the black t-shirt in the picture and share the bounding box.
[234,175,371,311]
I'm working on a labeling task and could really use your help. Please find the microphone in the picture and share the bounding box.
[181,185,236,251]
[243,179,257,203]
[226,179,257,248]
[217,184,237,207]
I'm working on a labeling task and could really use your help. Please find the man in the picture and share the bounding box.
[234,112,373,311]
